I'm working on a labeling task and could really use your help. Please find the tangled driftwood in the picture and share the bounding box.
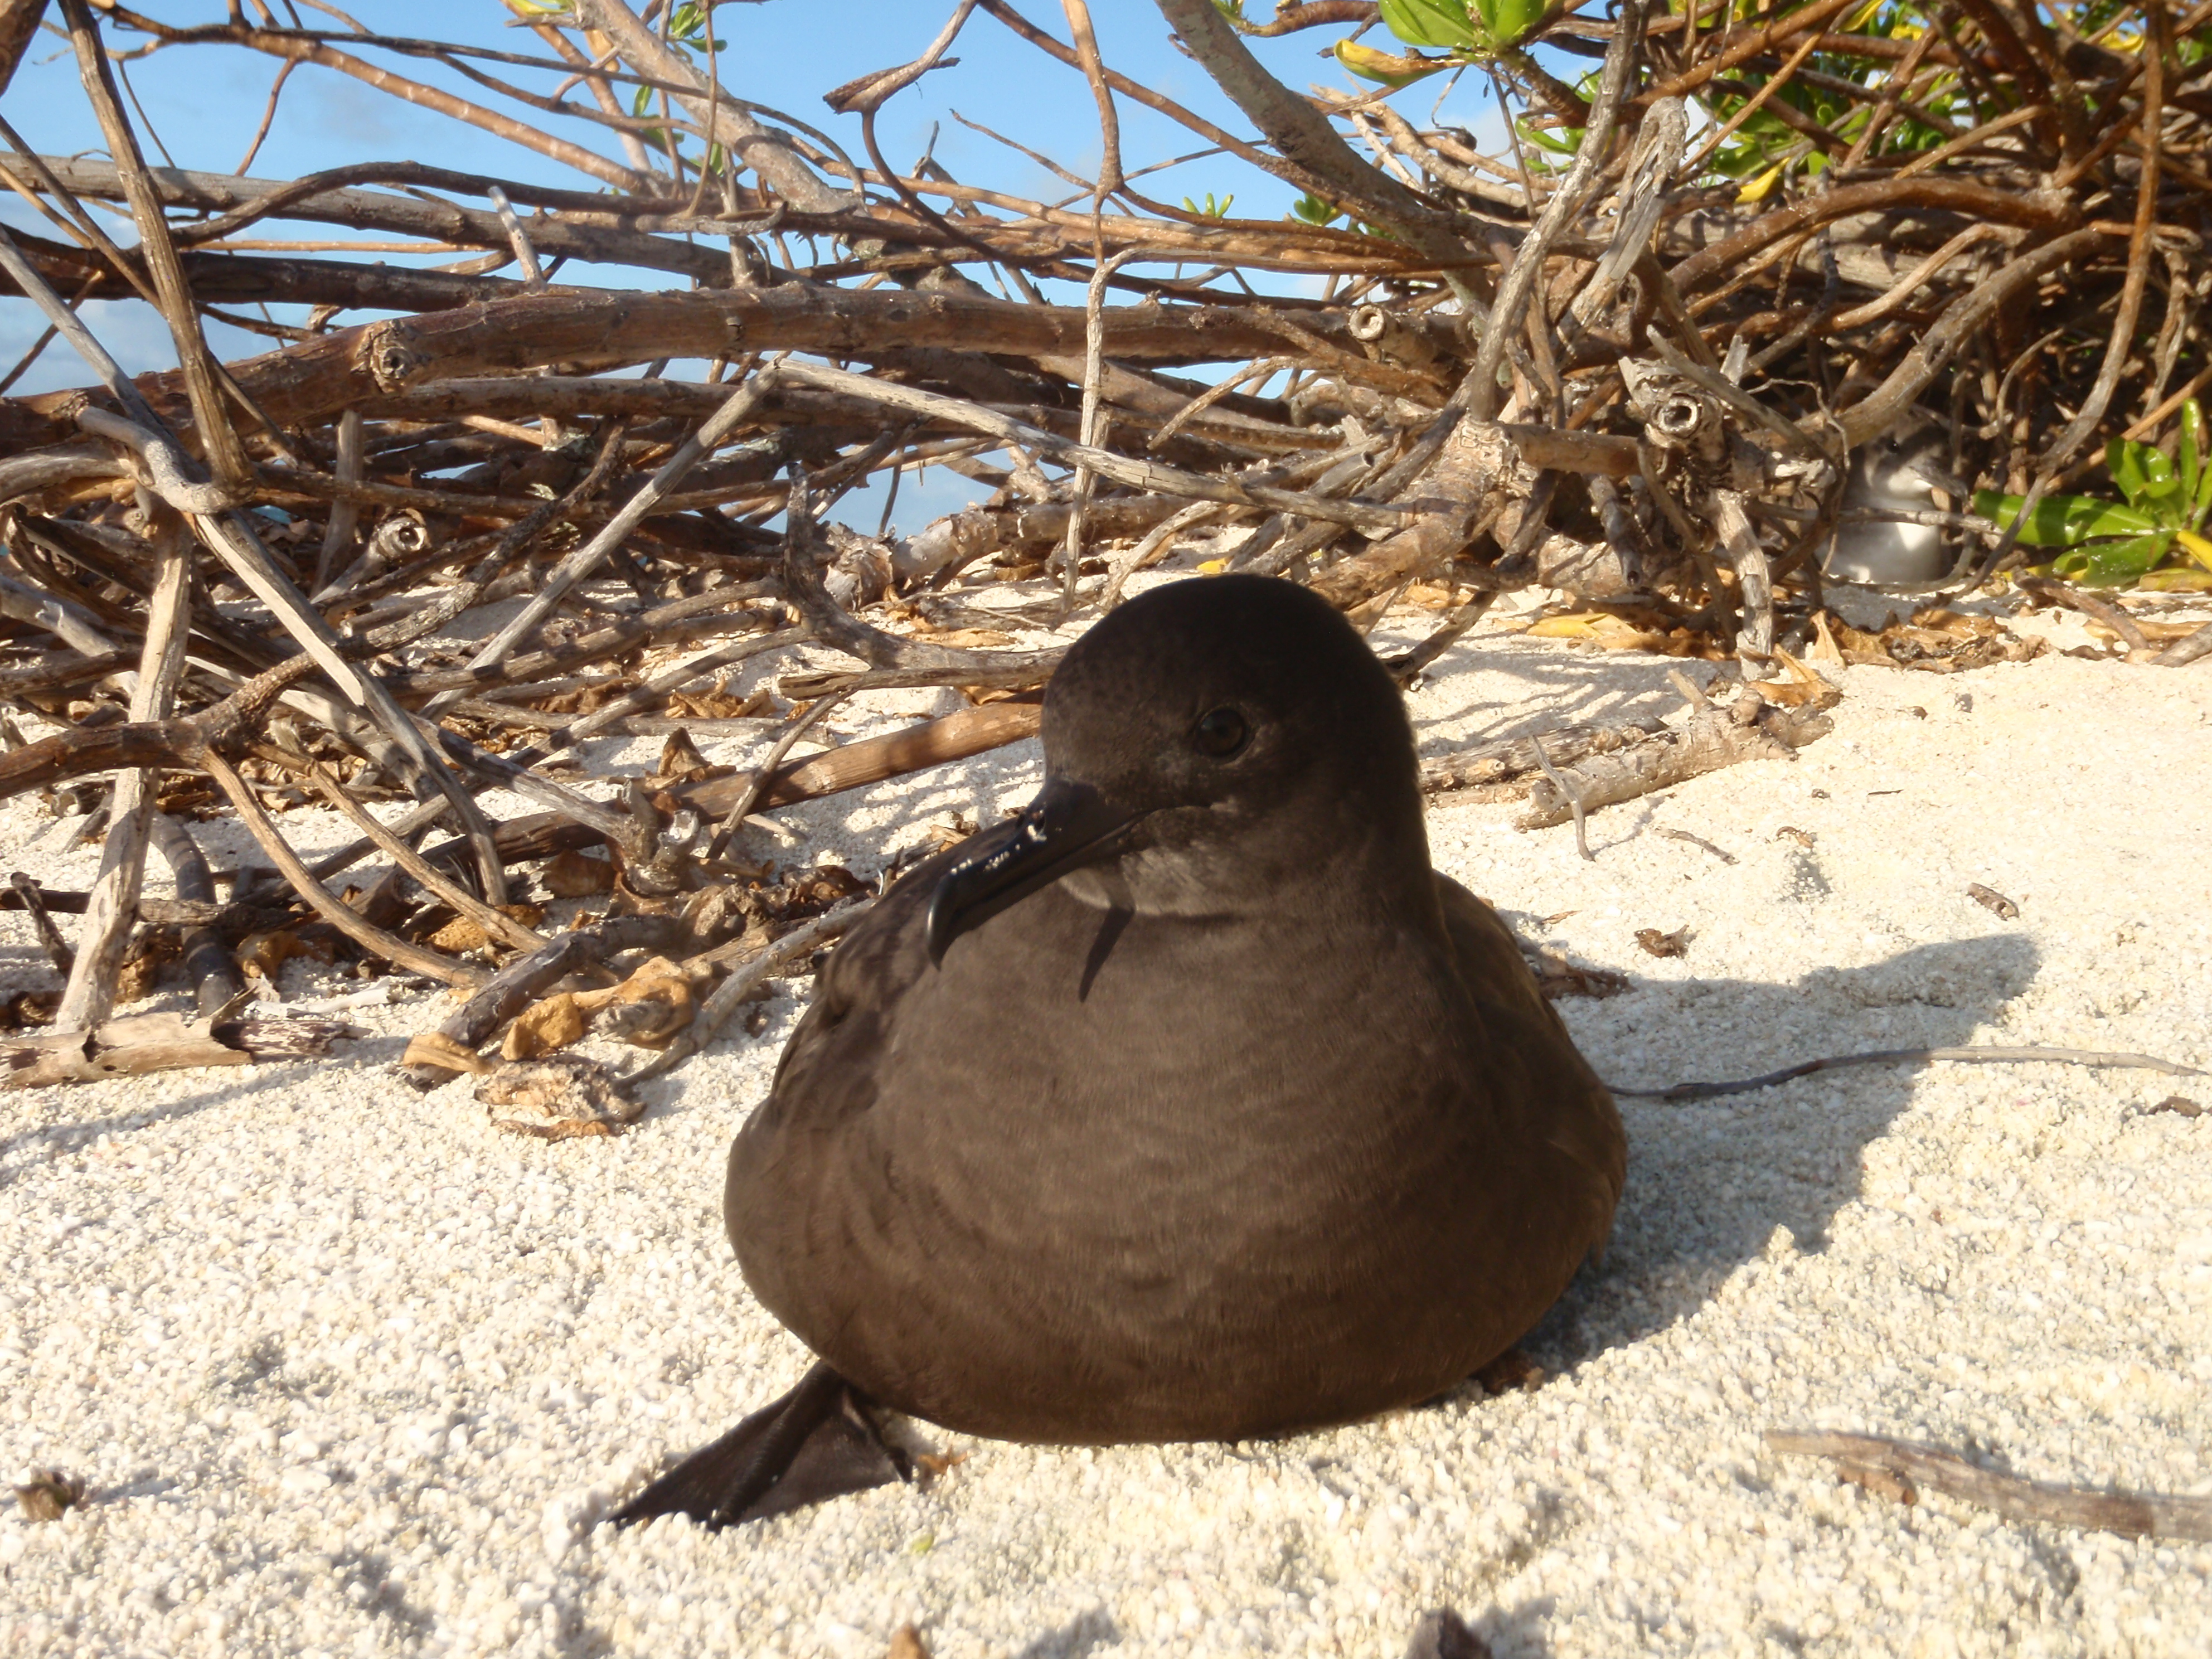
[0,0,2205,1083]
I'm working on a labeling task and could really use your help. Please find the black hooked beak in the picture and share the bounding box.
[925,775,1141,965]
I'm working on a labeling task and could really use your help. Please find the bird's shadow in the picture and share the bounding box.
[1013,1605,1120,1659]
[1514,932,2042,1371]
[1403,1601,1555,1659]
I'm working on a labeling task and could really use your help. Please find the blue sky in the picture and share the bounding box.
[2,1,1521,527]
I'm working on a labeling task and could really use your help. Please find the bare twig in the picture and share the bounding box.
[627,896,872,1084]
[1767,1430,2212,1543]
[1616,1045,2203,1103]
[1519,699,1833,830]
[54,497,191,1030]
[484,186,546,291]
[1464,0,1647,421]
[702,689,852,865]
[59,0,253,488]
[468,360,787,668]
[1654,827,1737,865]
[1531,734,1593,861]
[9,872,74,978]
[200,750,487,990]
[282,757,548,954]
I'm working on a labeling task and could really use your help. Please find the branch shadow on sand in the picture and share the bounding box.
[1525,932,2043,1369]
[0,1065,336,1189]
[1409,934,2041,1657]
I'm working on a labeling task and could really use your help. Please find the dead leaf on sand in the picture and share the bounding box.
[1967,883,2020,920]
[1526,947,1629,1001]
[1817,608,2045,674]
[1514,608,1724,659]
[13,1468,86,1522]
[1746,647,1841,710]
[544,849,615,898]
[597,964,697,1049]
[646,727,734,789]
[401,1031,492,1075]
[563,955,709,1048]
[237,929,331,980]
[1835,1460,1918,1506]
[502,991,587,1060]
[478,1055,641,1139]
[424,904,544,955]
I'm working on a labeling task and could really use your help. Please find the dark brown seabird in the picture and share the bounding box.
[612,573,1624,1527]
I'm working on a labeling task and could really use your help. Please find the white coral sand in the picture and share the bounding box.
[2,581,2209,1658]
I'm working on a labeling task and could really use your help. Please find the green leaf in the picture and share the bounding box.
[1974,488,2159,547]
[2184,400,2212,529]
[1379,0,1478,51]
[1518,120,1582,155]
[1290,192,1342,226]
[2109,439,2181,511]
[1474,0,1548,47]
[2072,533,2173,587]
[2182,399,2204,508]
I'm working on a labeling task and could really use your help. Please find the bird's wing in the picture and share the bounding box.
[768,834,979,1092]
[1434,874,1627,1221]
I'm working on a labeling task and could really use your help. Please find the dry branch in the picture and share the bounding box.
[1517,692,1836,830]
[399,914,694,1090]
[1768,1429,2212,1542]
[3,1007,358,1090]
[0,0,2201,1084]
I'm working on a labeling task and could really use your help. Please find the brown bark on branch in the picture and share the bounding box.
[680,699,1044,822]
[92,4,648,190]
[1421,717,1673,795]
[3,284,1397,448]
[1516,696,1835,831]
[1768,1430,2212,1542]
[4,1007,357,1090]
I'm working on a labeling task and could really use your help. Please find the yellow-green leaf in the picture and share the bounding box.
[1334,39,1448,86]
[1736,163,1785,204]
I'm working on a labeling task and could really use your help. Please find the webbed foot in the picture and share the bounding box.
[609,1361,908,1529]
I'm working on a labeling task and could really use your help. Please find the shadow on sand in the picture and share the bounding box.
[1420,933,2041,1657]
[1539,933,2040,1363]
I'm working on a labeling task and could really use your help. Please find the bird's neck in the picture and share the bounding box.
[1066,810,1439,932]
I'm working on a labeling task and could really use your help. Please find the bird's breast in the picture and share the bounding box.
[756,892,1491,1302]
[730,880,1603,1442]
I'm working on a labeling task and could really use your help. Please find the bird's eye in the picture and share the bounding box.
[1191,706,1249,758]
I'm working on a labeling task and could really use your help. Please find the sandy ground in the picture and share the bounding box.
[2,579,2209,1658]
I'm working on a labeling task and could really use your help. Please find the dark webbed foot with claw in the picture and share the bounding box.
[609,1362,909,1530]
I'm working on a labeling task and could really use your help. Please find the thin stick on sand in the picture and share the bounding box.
[1613,1045,2204,1102]
[1768,1430,2212,1542]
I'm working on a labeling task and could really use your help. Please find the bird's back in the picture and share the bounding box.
[727,851,1622,1445]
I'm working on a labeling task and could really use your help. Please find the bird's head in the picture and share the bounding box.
[926,575,1427,962]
